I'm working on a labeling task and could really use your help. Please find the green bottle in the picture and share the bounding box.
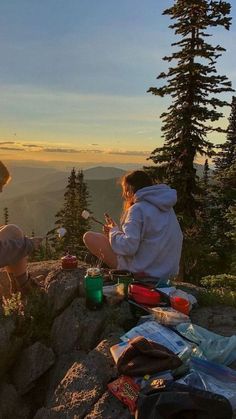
[85,268,103,310]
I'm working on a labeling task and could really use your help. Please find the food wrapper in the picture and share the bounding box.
[108,375,140,414]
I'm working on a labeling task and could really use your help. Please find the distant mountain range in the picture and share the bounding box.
[0,166,125,235]
[0,163,210,235]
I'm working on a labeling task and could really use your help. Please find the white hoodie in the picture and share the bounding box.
[109,184,183,278]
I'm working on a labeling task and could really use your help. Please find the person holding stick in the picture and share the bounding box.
[83,170,183,279]
[0,161,43,296]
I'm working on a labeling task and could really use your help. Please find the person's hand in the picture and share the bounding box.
[104,213,117,228]
[31,237,44,251]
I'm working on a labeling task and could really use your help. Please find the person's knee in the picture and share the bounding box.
[83,231,94,246]
[3,224,24,240]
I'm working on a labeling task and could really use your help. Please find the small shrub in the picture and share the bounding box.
[2,292,24,317]
[198,288,236,308]
[198,274,236,307]
[1,289,53,345]
[200,274,236,290]
[23,289,54,344]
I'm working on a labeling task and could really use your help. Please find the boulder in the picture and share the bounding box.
[175,281,202,299]
[44,335,120,418]
[34,406,68,419]
[190,306,236,337]
[45,350,86,404]
[12,341,55,395]
[0,316,22,377]
[84,391,131,419]
[0,382,30,419]
[50,298,106,355]
[28,261,61,281]
[45,267,86,317]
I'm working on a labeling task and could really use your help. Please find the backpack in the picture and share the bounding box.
[136,381,232,419]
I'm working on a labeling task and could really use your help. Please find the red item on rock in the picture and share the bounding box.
[128,283,161,306]
[61,254,78,270]
[108,375,140,415]
[170,296,190,315]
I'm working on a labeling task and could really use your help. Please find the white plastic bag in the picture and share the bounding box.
[149,306,190,326]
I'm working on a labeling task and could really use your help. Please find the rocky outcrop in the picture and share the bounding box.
[190,305,236,337]
[45,267,85,317]
[0,316,23,377]
[84,391,131,419]
[0,260,236,419]
[46,337,118,417]
[12,342,55,395]
[0,382,30,419]
[50,298,107,355]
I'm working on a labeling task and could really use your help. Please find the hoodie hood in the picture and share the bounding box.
[134,184,177,211]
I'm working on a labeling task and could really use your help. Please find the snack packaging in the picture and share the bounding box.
[108,375,140,414]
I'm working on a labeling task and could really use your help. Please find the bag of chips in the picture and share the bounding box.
[108,375,140,414]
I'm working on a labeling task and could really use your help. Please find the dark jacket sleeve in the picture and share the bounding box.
[0,237,34,268]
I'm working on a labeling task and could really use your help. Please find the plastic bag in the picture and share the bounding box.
[177,357,236,410]
[120,321,191,355]
[176,322,236,365]
[149,306,190,326]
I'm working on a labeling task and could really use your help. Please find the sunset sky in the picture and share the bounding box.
[0,0,235,166]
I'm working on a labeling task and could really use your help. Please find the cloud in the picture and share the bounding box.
[83,149,103,154]
[0,141,104,154]
[43,147,80,153]
[0,146,24,151]
[0,139,150,157]
[22,143,42,148]
[107,150,151,156]
[42,147,103,154]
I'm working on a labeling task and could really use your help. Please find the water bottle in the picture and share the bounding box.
[84,267,103,310]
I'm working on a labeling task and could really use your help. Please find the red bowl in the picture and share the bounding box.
[128,284,161,306]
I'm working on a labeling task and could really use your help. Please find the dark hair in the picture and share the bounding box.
[120,170,153,213]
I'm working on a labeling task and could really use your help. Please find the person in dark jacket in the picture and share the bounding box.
[0,161,42,296]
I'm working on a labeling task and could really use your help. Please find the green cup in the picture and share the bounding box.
[110,270,134,297]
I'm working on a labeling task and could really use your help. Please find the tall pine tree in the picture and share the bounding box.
[148,0,233,225]
[211,96,236,271]
[53,168,91,256]
[3,207,9,225]
[214,96,236,174]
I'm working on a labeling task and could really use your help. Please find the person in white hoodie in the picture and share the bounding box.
[83,170,183,279]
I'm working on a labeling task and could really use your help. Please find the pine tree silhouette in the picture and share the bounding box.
[147,0,233,226]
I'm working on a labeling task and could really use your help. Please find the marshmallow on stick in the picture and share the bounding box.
[81,210,104,226]
[57,227,67,238]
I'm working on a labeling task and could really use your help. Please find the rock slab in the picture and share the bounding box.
[12,341,55,395]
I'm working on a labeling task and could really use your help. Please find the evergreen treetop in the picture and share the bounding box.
[53,168,91,256]
[148,0,233,222]
[214,95,236,177]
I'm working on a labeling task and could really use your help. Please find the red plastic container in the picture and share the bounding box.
[170,296,190,315]
[128,283,161,306]
[61,254,78,270]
